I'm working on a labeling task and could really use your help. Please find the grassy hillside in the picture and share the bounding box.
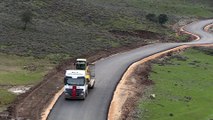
[91,0,213,17]
[138,47,213,120]
[0,0,212,59]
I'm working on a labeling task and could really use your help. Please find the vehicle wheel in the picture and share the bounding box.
[82,90,88,100]
[82,95,86,100]
[86,89,88,96]
[90,81,95,89]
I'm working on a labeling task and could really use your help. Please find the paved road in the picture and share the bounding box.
[47,19,213,120]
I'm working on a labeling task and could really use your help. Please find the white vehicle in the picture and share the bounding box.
[64,70,95,100]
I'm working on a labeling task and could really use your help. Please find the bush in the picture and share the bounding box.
[158,14,168,25]
[21,10,33,30]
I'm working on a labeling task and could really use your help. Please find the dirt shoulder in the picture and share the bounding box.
[209,26,213,33]
[108,62,154,120]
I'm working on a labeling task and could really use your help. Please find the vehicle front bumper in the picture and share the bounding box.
[64,92,85,99]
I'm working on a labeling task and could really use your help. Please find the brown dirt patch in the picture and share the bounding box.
[119,63,153,120]
[109,29,177,43]
[109,30,161,39]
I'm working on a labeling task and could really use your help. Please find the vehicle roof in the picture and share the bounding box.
[76,58,87,62]
[65,70,86,78]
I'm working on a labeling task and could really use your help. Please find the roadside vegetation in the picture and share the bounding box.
[0,89,16,112]
[0,88,16,112]
[138,47,213,120]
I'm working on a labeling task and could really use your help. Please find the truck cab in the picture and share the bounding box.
[75,59,88,70]
[64,70,89,100]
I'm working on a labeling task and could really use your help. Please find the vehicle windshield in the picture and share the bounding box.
[64,77,85,86]
[76,62,86,70]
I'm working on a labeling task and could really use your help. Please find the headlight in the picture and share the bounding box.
[80,91,85,95]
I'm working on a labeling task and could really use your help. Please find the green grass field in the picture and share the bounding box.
[0,53,55,85]
[0,53,55,111]
[138,48,213,120]
[0,89,16,112]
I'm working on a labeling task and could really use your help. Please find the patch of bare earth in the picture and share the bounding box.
[109,30,176,43]
[8,86,32,95]
[119,63,154,120]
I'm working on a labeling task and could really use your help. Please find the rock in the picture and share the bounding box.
[150,94,156,99]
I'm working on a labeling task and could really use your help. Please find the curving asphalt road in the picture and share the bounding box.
[47,19,213,120]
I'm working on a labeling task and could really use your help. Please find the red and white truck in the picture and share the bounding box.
[63,59,95,100]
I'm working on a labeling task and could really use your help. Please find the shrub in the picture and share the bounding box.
[21,10,33,30]
[158,14,168,25]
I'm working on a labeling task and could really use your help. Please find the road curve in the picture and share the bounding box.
[47,19,213,120]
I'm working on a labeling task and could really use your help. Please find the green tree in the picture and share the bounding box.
[158,14,168,25]
[21,10,33,30]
